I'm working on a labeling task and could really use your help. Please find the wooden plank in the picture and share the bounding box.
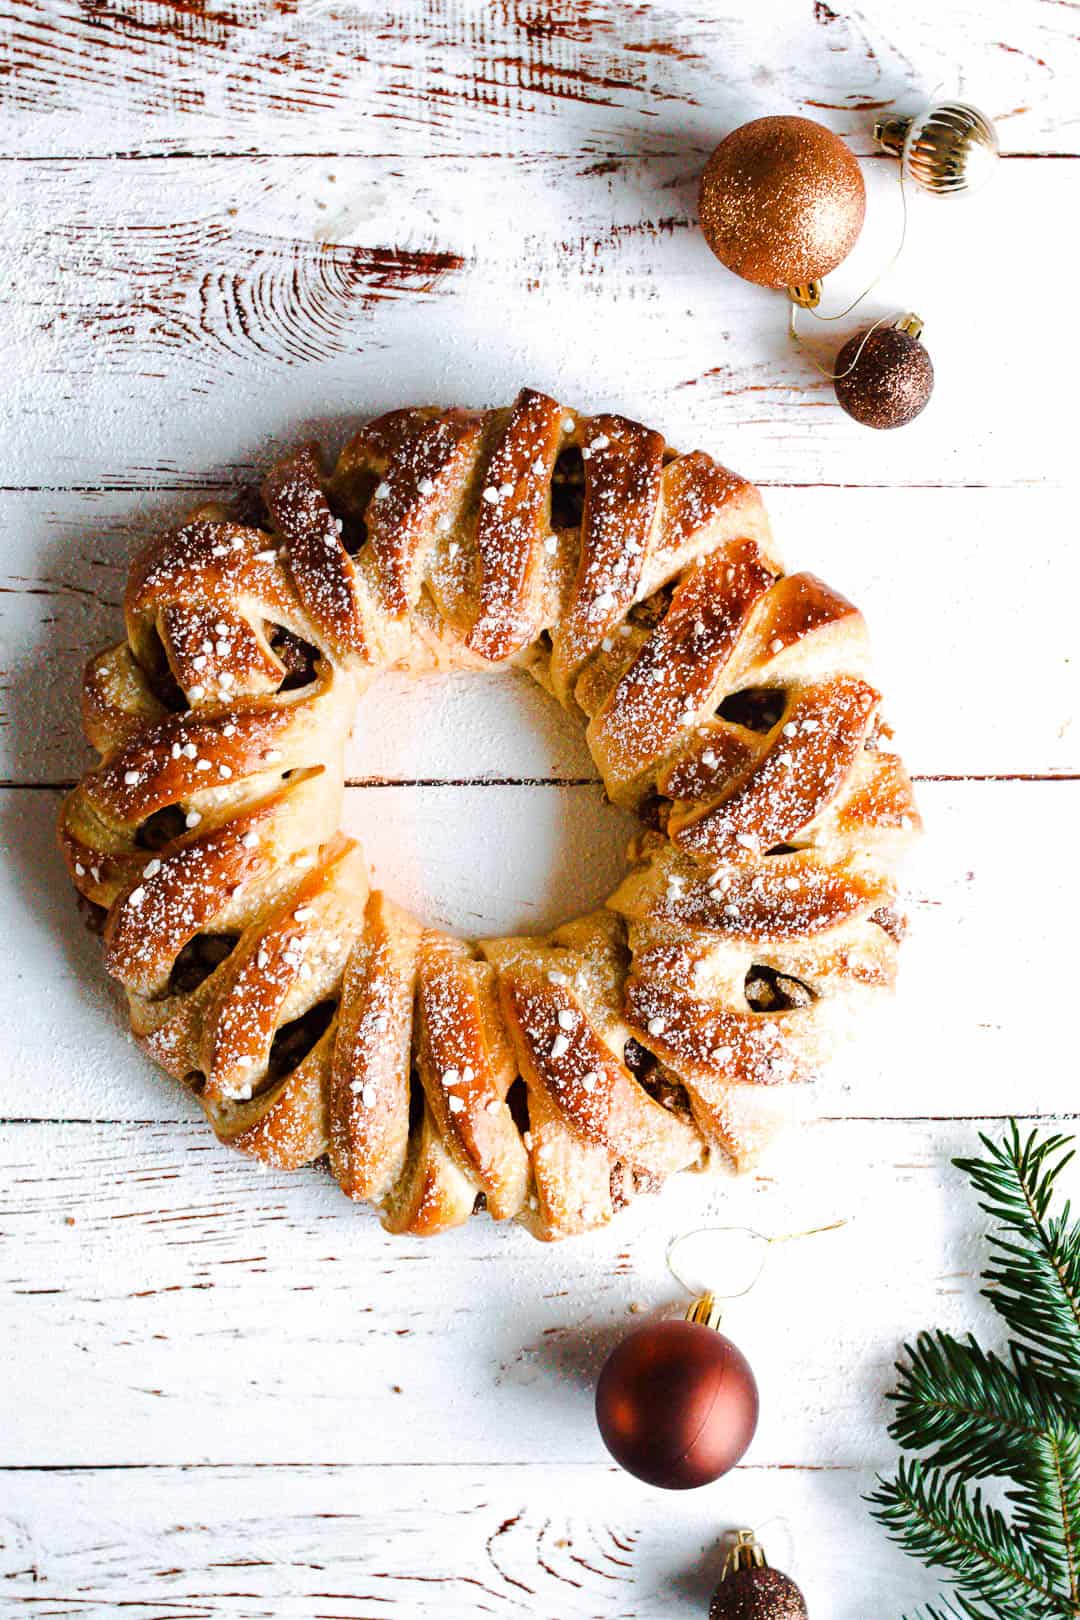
[345,781,639,937]
[0,0,1072,158]
[4,484,1076,787]
[3,778,1076,1122]
[4,3,1073,1610]
[0,1461,939,1618]
[0,1115,1044,1475]
[1,154,1069,489]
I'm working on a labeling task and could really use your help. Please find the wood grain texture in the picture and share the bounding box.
[3,1,1076,1611]
[3,484,1076,786]
[0,1463,939,1618]
[0,0,1072,158]
[0,1116,1051,1474]
[2,154,1069,488]
[3,778,1076,1122]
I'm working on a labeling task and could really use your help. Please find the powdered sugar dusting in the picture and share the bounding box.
[62,396,918,1239]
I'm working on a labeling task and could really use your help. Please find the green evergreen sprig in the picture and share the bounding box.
[869,1122,1080,1619]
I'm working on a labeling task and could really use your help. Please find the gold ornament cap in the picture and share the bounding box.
[685,1293,725,1331]
[787,281,822,311]
[726,1529,769,1575]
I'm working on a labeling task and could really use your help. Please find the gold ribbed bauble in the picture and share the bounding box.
[698,115,866,290]
[875,101,999,196]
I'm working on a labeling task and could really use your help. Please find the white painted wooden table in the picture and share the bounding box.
[2,3,1076,1614]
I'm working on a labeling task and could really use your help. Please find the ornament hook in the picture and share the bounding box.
[666,1220,846,1304]
[684,1292,725,1330]
[788,158,910,342]
[724,1528,769,1577]
[894,311,925,341]
[787,280,822,310]
[873,114,912,157]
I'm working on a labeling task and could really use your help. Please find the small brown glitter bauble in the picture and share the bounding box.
[699,116,865,288]
[834,321,934,429]
[710,1565,808,1620]
[595,1319,759,1489]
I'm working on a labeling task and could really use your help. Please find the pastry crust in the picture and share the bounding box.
[59,389,920,1239]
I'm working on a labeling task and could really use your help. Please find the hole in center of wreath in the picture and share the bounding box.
[342,670,638,937]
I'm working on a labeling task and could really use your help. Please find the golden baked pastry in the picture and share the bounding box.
[59,389,919,1240]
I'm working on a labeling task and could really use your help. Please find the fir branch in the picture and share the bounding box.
[888,1331,1055,1480]
[955,1123,1080,1408]
[872,1123,1080,1618]
[1008,1423,1080,1611]
[869,1458,1065,1619]
[902,1598,1013,1620]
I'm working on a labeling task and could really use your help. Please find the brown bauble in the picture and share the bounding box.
[699,115,865,288]
[710,1565,809,1620]
[595,1319,759,1489]
[834,323,934,429]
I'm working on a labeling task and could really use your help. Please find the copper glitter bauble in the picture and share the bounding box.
[709,1565,808,1620]
[834,316,933,429]
[699,116,865,289]
[595,1303,759,1489]
[709,1532,808,1620]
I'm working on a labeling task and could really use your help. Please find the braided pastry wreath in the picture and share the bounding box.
[59,389,919,1241]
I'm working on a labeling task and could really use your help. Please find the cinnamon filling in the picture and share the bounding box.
[718,687,787,733]
[504,1076,531,1136]
[628,584,674,630]
[268,625,320,691]
[169,932,239,995]
[639,1064,693,1122]
[332,473,378,554]
[637,793,671,832]
[623,1036,656,1081]
[338,512,369,556]
[136,804,189,850]
[332,465,382,540]
[141,626,188,712]
[265,998,336,1085]
[549,447,585,529]
[744,965,816,1012]
[226,484,269,530]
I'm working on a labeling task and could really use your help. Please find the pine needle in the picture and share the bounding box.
[869,1122,1080,1618]
[957,1124,1080,1410]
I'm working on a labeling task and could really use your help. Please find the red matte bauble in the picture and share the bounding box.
[595,1319,759,1489]
[699,115,866,289]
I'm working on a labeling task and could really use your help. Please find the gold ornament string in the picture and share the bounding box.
[665,1219,847,1301]
[788,158,911,383]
